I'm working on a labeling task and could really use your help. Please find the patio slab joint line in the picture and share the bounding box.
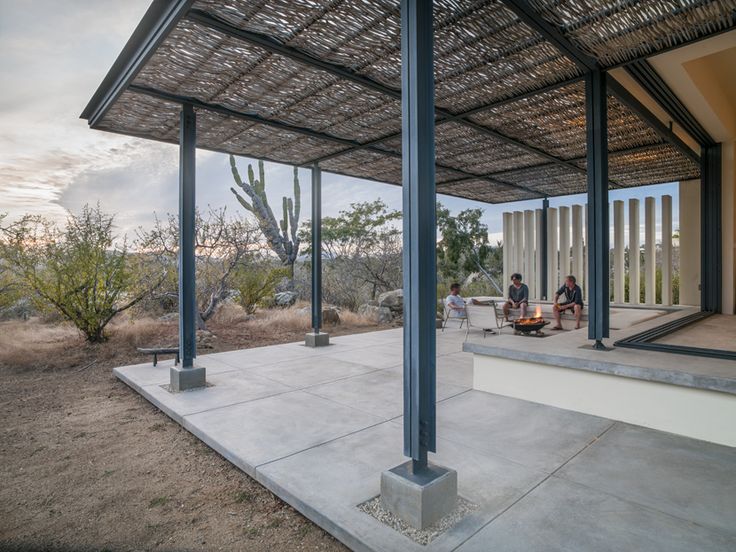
[253,419,391,473]
[449,420,618,551]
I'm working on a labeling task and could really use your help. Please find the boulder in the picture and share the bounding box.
[359,304,393,325]
[196,330,216,349]
[322,307,341,326]
[274,291,297,307]
[377,289,403,311]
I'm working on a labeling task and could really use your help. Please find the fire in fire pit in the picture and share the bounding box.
[513,306,549,336]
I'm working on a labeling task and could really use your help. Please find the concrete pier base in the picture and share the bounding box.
[170,365,206,392]
[380,461,458,530]
[305,332,330,347]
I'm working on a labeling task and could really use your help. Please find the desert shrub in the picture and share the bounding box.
[0,205,162,342]
[232,263,290,314]
[136,207,265,327]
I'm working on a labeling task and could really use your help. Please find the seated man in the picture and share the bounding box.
[503,273,529,320]
[445,283,468,318]
[552,275,584,330]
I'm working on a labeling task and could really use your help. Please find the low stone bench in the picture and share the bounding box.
[137,347,180,367]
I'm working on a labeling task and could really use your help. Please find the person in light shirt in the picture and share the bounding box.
[445,283,467,318]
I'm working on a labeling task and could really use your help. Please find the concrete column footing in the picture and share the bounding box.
[380,461,458,530]
[170,365,206,392]
[305,332,330,347]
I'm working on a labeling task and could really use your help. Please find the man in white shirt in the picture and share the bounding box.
[445,283,467,317]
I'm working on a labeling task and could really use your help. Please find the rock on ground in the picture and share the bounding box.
[358,304,393,324]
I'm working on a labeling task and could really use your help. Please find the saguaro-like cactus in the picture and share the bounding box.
[230,155,301,279]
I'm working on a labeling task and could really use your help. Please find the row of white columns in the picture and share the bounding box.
[502,195,674,305]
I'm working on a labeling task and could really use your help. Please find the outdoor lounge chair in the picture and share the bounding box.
[465,301,514,340]
[441,304,466,331]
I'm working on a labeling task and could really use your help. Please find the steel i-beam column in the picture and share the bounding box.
[401,0,435,471]
[585,70,610,348]
[701,144,722,313]
[171,103,206,391]
[380,0,457,532]
[534,208,544,300]
[306,163,328,347]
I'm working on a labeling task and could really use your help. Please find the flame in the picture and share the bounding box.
[534,305,542,319]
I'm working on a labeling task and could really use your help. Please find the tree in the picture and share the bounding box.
[300,200,402,309]
[229,156,301,282]
[436,204,502,293]
[137,207,263,327]
[0,214,20,312]
[0,205,161,342]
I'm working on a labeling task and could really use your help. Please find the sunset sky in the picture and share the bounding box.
[0,0,678,244]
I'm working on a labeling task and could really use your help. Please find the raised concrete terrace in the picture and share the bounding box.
[114,327,736,551]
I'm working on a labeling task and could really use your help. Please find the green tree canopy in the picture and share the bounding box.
[300,200,402,307]
[0,204,162,342]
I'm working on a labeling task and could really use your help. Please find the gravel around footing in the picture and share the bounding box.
[357,495,477,546]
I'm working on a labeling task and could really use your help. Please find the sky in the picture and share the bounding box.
[0,0,679,245]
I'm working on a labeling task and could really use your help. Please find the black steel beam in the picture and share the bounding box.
[179,103,197,367]
[625,60,715,147]
[500,0,599,71]
[308,74,585,165]
[401,0,436,469]
[311,163,323,333]
[607,77,700,164]
[701,144,722,313]
[540,198,549,300]
[188,9,590,182]
[128,84,543,198]
[585,70,610,347]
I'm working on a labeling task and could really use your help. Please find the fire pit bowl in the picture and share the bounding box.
[512,317,550,336]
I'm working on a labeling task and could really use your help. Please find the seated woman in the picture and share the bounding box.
[552,275,584,330]
[503,273,529,320]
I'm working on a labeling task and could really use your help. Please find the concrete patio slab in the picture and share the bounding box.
[456,477,736,552]
[112,356,236,388]
[306,369,469,419]
[183,390,384,477]
[325,347,403,369]
[556,423,736,534]
[258,421,548,552]
[112,328,736,551]
[435,390,614,472]
[131,370,294,422]
[244,355,380,388]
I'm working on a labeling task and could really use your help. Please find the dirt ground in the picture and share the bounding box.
[0,308,383,551]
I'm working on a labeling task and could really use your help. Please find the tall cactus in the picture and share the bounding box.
[230,155,301,280]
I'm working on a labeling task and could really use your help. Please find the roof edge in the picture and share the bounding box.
[80,0,194,124]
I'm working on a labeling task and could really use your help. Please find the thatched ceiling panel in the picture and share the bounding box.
[468,83,664,160]
[89,0,725,204]
[320,149,403,185]
[494,164,588,196]
[434,122,548,174]
[97,90,182,143]
[607,143,701,187]
[437,179,537,203]
[193,0,582,112]
[530,0,736,67]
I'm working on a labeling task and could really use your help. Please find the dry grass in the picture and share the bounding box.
[108,316,178,348]
[0,304,383,373]
[0,319,82,370]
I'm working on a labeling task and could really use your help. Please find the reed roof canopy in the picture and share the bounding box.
[82,0,736,203]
